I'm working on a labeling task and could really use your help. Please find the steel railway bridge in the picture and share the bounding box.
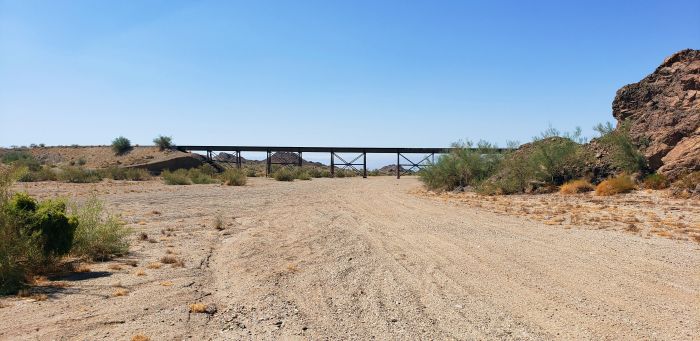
[176,146,460,179]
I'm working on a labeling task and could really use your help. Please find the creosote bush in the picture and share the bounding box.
[221,169,247,186]
[162,169,191,185]
[559,179,594,194]
[187,168,217,184]
[153,135,173,151]
[70,196,130,261]
[0,171,78,294]
[111,136,133,155]
[273,168,295,181]
[595,174,636,196]
[58,167,102,183]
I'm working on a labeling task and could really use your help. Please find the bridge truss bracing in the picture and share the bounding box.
[178,146,498,179]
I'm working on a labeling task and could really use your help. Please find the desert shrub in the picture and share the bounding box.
[1,185,78,294]
[642,173,668,190]
[198,164,217,176]
[273,168,295,181]
[58,167,102,183]
[294,169,311,180]
[187,168,216,184]
[221,169,247,186]
[2,151,41,172]
[670,172,700,198]
[153,135,173,151]
[593,121,647,173]
[162,170,191,185]
[16,166,57,182]
[595,174,636,196]
[559,179,594,194]
[368,169,381,176]
[479,133,592,195]
[77,158,86,166]
[111,136,132,155]
[307,168,323,178]
[70,196,130,260]
[421,141,502,191]
[244,168,258,177]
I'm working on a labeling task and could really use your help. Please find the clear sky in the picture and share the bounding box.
[1,0,699,150]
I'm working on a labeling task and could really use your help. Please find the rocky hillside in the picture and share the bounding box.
[612,49,700,179]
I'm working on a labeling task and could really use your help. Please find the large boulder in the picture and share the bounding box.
[612,49,700,179]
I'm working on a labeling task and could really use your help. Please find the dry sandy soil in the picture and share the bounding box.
[0,177,698,340]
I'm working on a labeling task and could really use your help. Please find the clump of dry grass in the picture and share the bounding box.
[189,303,207,313]
[74,263,91,273]
[131,334,150,341]
[160,255,185,267]
[160,281,173,286]
[134,269,146,276]
[108,264,123,271]
[112,288,129,297]
[213,214,224,231]
[146,262,162,269]
[595,174,636,196]
[559,179,594,194]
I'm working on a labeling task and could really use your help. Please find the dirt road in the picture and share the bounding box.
[1,177,698,340]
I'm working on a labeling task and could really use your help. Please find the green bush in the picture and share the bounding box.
[153,135,173,151]
[295,170,311,180]
[273,168,295,181]
[162,169,191,185]
[221,169,247,186]
[1,188,78,294]
[111,136,132,155]
[58,167,102,183]
[245,167,258,177]
[2,151,41,171]
[479,134,592,195]
[188,168,217,184]
[16,166,57,182]
[420,141,502,191]
[593,121,647,173]
[70,196,130,261]
[199,163,217,176]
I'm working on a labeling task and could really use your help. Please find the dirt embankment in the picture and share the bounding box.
[0,177,697,340]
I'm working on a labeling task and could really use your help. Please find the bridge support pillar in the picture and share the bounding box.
[363,152,367,178]
[266,150,271,177]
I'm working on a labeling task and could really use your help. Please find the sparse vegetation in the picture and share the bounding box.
[642,173,668,190]
[221,169,247,186]
[0,169,79,294]
[162,169,191,185]
[187,168,217,184]
[559,179,594,194]
[70,196,130,261]
[420,141,501,191]
[593,121,647,173]
[670,171,700,198]
[111,136,133,155]
[58,167,102,183]
[595,174,636,196]
[153,135,173,151]
[189,303,207,313]
[273,168,295,181]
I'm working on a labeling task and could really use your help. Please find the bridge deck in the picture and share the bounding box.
[176,145,507,179]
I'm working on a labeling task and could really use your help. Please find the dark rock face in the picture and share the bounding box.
[612,49,700,179]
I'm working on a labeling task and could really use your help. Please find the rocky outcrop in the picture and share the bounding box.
[612,49,700,179]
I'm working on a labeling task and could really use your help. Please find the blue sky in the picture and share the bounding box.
[1,0,699,151]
